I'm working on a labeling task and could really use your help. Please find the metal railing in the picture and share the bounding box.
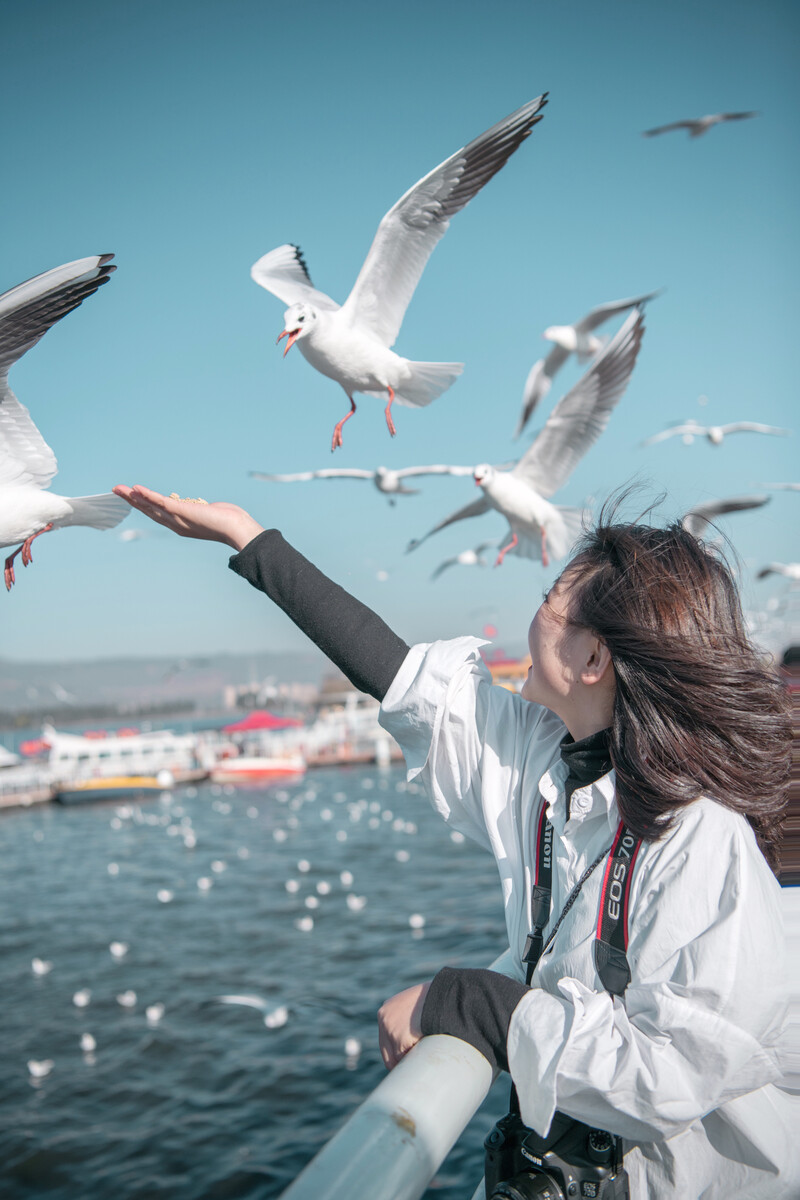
[279,1032,496,1200]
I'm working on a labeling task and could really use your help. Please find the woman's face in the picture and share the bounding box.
[521,579,579,712]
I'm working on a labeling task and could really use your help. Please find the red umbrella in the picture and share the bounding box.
[223,710,303,733]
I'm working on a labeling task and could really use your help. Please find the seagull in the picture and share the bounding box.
[31,957,53,976]
[250,95,548,451]
[514,290,660,436]
[681,494,770,538]
[215,993,350,1023]
[643,419,790,447]
[250,462,513,505]
[757,562,800,581]
[642,112,759,138]
[0,255,130,590]
[431,541,498,581]
[408,308,645,568]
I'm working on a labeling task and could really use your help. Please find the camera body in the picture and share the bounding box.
[484,1110,629,1200]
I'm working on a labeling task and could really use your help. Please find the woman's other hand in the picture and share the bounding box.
[377,981,431,1070]
[112,485,264,552]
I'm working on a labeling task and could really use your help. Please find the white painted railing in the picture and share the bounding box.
[278,1033,496,1200]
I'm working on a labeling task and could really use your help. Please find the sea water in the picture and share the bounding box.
[0,766,511,1199]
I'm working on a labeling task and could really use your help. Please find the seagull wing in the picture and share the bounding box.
[719,111,759,123]
[430,555,459,581]
[682,494,770,537]
[341,95,548,348]
[406,495,492,553]
[574,290,662,334]
[396,464,475,478]
[756,564,784,579]
[720,422,790,436]
[250,244,340,311]
[250,468,373,482]
[0,254,115,372]
[513,309,645,497]
[641,423,702,446]
[642,120,697,137]
[0,255,115,489]
[514,346,567,437]
[215,994,269,1011]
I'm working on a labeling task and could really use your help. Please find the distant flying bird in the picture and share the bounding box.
[249,462,512,505]
[681,494,770,538]
[251,95,548,451]
[757,562,800,582]
[642,112,759,138]
[0,256,129,591]
[643,419,789,447]
[408,308,645,568]
[514,290,660,436]
[430,541,498,581]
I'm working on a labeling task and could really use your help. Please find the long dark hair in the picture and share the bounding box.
[561,499,791,872]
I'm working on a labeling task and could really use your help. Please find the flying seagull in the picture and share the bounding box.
[408,308,645,568]
[514,290,660,436]
[0,256,129,590]
[249,462,512,505]
[430,541,499,581]
[681,494,770,538]
[756,562,800,582]
[643,419,789,447]
[642,112,759,138]
[251,95,548,451]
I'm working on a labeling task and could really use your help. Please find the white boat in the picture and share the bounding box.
[44,724,208,792]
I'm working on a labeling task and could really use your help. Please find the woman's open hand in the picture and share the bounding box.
[112,485,264,552]
[377,981,431,1070]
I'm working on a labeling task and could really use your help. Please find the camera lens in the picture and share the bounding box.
[488,1171,565,1200]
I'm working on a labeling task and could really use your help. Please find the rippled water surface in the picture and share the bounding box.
[1,766,512,1199]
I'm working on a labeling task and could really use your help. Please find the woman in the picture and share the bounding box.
[112,483,796,1198]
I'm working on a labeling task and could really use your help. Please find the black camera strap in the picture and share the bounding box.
[522,806,643,994]
[510,805,643,1126]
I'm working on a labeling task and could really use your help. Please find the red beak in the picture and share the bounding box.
[277,329,300,357]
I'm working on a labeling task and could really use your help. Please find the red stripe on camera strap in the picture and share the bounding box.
[593,821,643,996]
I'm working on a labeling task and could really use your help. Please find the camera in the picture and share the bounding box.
[484,1110,629,1199]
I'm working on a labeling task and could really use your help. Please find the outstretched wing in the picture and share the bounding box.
[642,120,697,137]
[0,254,116,489]
[513,348,565,438]
[574,290,661,334]
[396,464,476,479]
[406,495,492,553]
[682,494,770,537]
[250,468,373,482]
[514,309,645,497]
[641,422,702,446]
[341,95,548,348]
[250,244,340,311]
[721,422,790,437]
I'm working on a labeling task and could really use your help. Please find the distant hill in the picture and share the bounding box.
[0,647,329,718]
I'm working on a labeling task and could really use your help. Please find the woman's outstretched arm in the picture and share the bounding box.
[112,485,410,701]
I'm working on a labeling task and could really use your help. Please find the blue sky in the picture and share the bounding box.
[1,0,797,663]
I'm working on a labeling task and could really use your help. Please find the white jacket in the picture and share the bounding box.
[379,637,799,1199]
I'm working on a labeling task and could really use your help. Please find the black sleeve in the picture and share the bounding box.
[228,529,410,703]
[420,966,529,1073]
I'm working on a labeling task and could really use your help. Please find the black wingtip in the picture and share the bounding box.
[289,243,313,284]
[97,253,115,266]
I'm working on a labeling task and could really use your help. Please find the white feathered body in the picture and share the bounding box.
[480,472,584,562]
[296,310,461,408]
[0,485,128,547]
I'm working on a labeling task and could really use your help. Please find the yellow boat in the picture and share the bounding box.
[54,775,166,804]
